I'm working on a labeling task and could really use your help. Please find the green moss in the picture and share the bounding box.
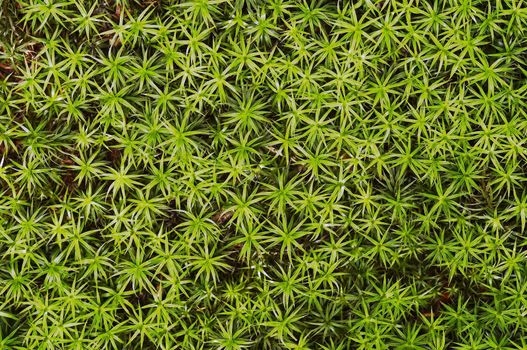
[1,0,527,348]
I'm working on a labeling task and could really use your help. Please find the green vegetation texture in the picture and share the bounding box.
[1,0,527,349]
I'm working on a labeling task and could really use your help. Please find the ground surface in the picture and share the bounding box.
[1,0,527,349]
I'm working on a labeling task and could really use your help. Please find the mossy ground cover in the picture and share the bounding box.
[1,0,527,349]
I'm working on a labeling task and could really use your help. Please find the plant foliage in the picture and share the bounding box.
[1,0,527,348]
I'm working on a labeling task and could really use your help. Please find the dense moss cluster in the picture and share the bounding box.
[1,0,527,348]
